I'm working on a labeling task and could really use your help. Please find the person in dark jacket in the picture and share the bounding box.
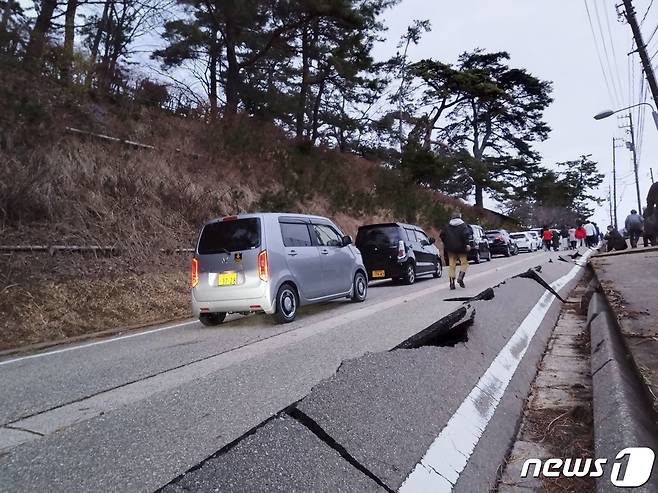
[604,225,627,252]
[625,209,644,248]
[440,211,471,290]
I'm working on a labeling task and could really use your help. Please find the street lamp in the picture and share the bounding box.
[594,102,658,132]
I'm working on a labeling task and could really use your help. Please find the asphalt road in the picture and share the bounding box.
[0,250,584,492]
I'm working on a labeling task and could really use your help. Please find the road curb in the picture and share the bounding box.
[586,271,658,492]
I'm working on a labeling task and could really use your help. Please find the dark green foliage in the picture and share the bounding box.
[505,155,603,227]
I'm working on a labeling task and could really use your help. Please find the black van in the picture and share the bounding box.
[467,224,492,263]
[355,223,443,284]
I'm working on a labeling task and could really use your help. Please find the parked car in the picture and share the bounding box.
[524,230,541,250]
[191,213,368,325]
[467,224,492,263]
[510,232,537,252]
[485,229,519,257]
[355,222,442,284]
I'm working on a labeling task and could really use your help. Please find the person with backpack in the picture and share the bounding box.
[440,211,471,290]
[625,209,644,248]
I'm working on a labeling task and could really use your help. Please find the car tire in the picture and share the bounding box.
[474,250,481,264]
[199,312,227,326]
[433,261,443,278]
[504,245,511,257]
[404,262,416,285]
[274,283,298,324]
[351,271,368,302]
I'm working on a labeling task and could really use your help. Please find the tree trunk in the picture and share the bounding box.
[208,26,219,119]
[24,0,58,63]
[223,24,240,116]
[474,182,484,208]
[61,0,78,82]
[1,0,12,32]
[85,0,111,87]
[311,69,329,144]
[296,25,309,138]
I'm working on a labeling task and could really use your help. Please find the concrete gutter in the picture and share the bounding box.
[586,278,658,492]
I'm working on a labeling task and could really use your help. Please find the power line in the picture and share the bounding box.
[640,0,654,24]
[594,0,624,105]
[600,0,627,105]
[584,0,619,105]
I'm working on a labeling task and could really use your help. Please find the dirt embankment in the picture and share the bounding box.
[0,69,505,351]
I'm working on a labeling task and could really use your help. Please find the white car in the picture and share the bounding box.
[510,232,537,252]
[523,230,541,251]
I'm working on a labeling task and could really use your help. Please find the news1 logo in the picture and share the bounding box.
[520,447,655,487]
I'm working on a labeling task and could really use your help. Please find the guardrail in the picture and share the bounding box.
[0,246,194,255]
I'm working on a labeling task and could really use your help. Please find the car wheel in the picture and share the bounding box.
[199,312,226,326]
[274,283,298,324]
[351,271,368,302]
[433,261,443,278]
[474,250,481,264]
[404,262,416,285]
[504,245,511,257]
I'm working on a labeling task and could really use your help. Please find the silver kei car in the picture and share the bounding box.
[191,213,368,325]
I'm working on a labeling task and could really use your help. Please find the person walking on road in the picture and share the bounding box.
[440,211,471,290]
[559,226,569,251]
[625,209,644,248]
[584,220,597,248]
[575,225,586,248]
[568,226,577,250]
[604,225,628,252]
[541,226,553,251]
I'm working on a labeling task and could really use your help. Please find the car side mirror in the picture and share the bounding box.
[341,235,353,247]
[429,237,436,245]
[420,239,429,247]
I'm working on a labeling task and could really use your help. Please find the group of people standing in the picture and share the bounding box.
[541,221,600,251]
[605,209,657,252]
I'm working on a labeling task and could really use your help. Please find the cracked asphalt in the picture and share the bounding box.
[0,250,586,492]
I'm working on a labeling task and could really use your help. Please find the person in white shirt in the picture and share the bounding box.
[584,221,597,247]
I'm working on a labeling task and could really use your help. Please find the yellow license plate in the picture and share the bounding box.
[372,270,385,278]
[218,272,238,286]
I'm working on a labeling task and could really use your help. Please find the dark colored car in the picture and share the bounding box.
[467,224,492,263]
[356,223,443,284]
[485,229,519,257]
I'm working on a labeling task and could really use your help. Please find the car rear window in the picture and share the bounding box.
[356,226,401,247]
[198,218,261,254]
[510,233,525,239]
[485,230,501,237]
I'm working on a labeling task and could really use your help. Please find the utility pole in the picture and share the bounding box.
[612,137,624,229]
[619,113,643,213]
[620,0,658,110]
[608,184,614,227]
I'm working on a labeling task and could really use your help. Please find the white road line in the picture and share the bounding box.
[398,251,592,493]
[0,320,197,367]
[0,254,540,367]
[0,256,547,450]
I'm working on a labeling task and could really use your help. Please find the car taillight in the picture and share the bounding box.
[258,250,269,281]
[191,258,199,288]
[397,240,405,259]
[496,236,503,241]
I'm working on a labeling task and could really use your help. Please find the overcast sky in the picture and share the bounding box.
[373,0,657,227]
